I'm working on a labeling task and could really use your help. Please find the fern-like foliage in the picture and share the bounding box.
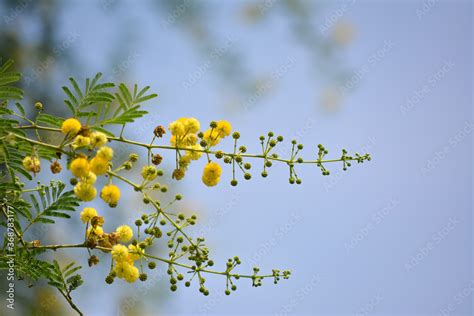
[0,59,23,100]
[25,181,80,226]
[0,248,52,282]
[48,260,84,293]
[62,73,157,135]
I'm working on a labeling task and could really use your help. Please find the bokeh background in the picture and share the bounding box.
[0,0,472,315]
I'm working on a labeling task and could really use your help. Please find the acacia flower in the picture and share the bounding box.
[184,117,200,133]
[216,120,232,137]
[111,244,129,262]
[101,184,121,207]
[114,261,139,283]
[61,118,82,136]
[50,161,62,174]
[169,121,186,137]
[80,207,98,223]
[90,132,108,147]
[22,156,41,173]
[86,226,104,238]
[70,157,90,178]
[202,162,222,187]
[183,133,198,146]
[141,165,158,181]
[71,135,91,149]
[185,144,203,161]
[203,129,221,146]
[90,156,109,175]
[97,146,113,161]
[74,182,97,201]
[115,225,133,242]
[83,171,97,184]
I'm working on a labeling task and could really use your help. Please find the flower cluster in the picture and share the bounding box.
[62,118,121,207]
[79,207,140,282]
[202,120,232,146]
[168,117,203,180]
[166,118,233,187]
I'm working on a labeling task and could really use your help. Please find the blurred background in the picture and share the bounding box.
[0,0,472,315]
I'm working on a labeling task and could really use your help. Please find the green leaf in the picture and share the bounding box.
[0,59,23,101]
[36,113,65,128]
[98,105,148,125]
[27,181,80,226]
[15,102,26,116]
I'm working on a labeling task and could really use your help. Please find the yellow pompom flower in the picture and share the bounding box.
[169,120,186,137]
[184,117,200,133]
[101,184,121,207]
[128,244,145,261]
[202,162,222,187]
[83,171,97,184]
[22,156,41,173]
[185,144,203,161]
[90,132,108,148]
[74,182,97,201]
[123,264,140,283]
[114,262,139,283]
[97,146,113,161]
[111,244,130,262]
[61,118,82,136]
[71,135,91,149]
[90,156,109,175]
[115,225,133,243]
[141,165,158,181]
[114,261,128,278]
[80,207,98,223]
[183,133,198,146]
[86,226,104,238]
[216,120,232,137]
[203,129,221,146]
[70,157,90,178]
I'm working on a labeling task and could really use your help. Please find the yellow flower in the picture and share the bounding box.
[114,261,128,278]
[184,117,200,133]
[90,156,109,175]
[170,135,177,146]
[111,244,129,262]
[185,144,203,161]
[61,118,81,136]
[128,244,145,261]
[203,129,221,146]
[115,225,133,243]
[179,156,192,171]
[101,184,121,207]
[141,165,158,181]
[216,120,232,137]
[202,162,222,187]
[183,133,198,146]
[114,261,139,283]
[80,207,98,223]
[90,132,108,148]
[123,264,139,283]
[71,135,91,149]
[74,182,97,201]
[86,226,104,238]
[70,157,90,178]
[169,120,186,137]
[97,146,113,161]
[22,156,41,173]
[83,171,97,184]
